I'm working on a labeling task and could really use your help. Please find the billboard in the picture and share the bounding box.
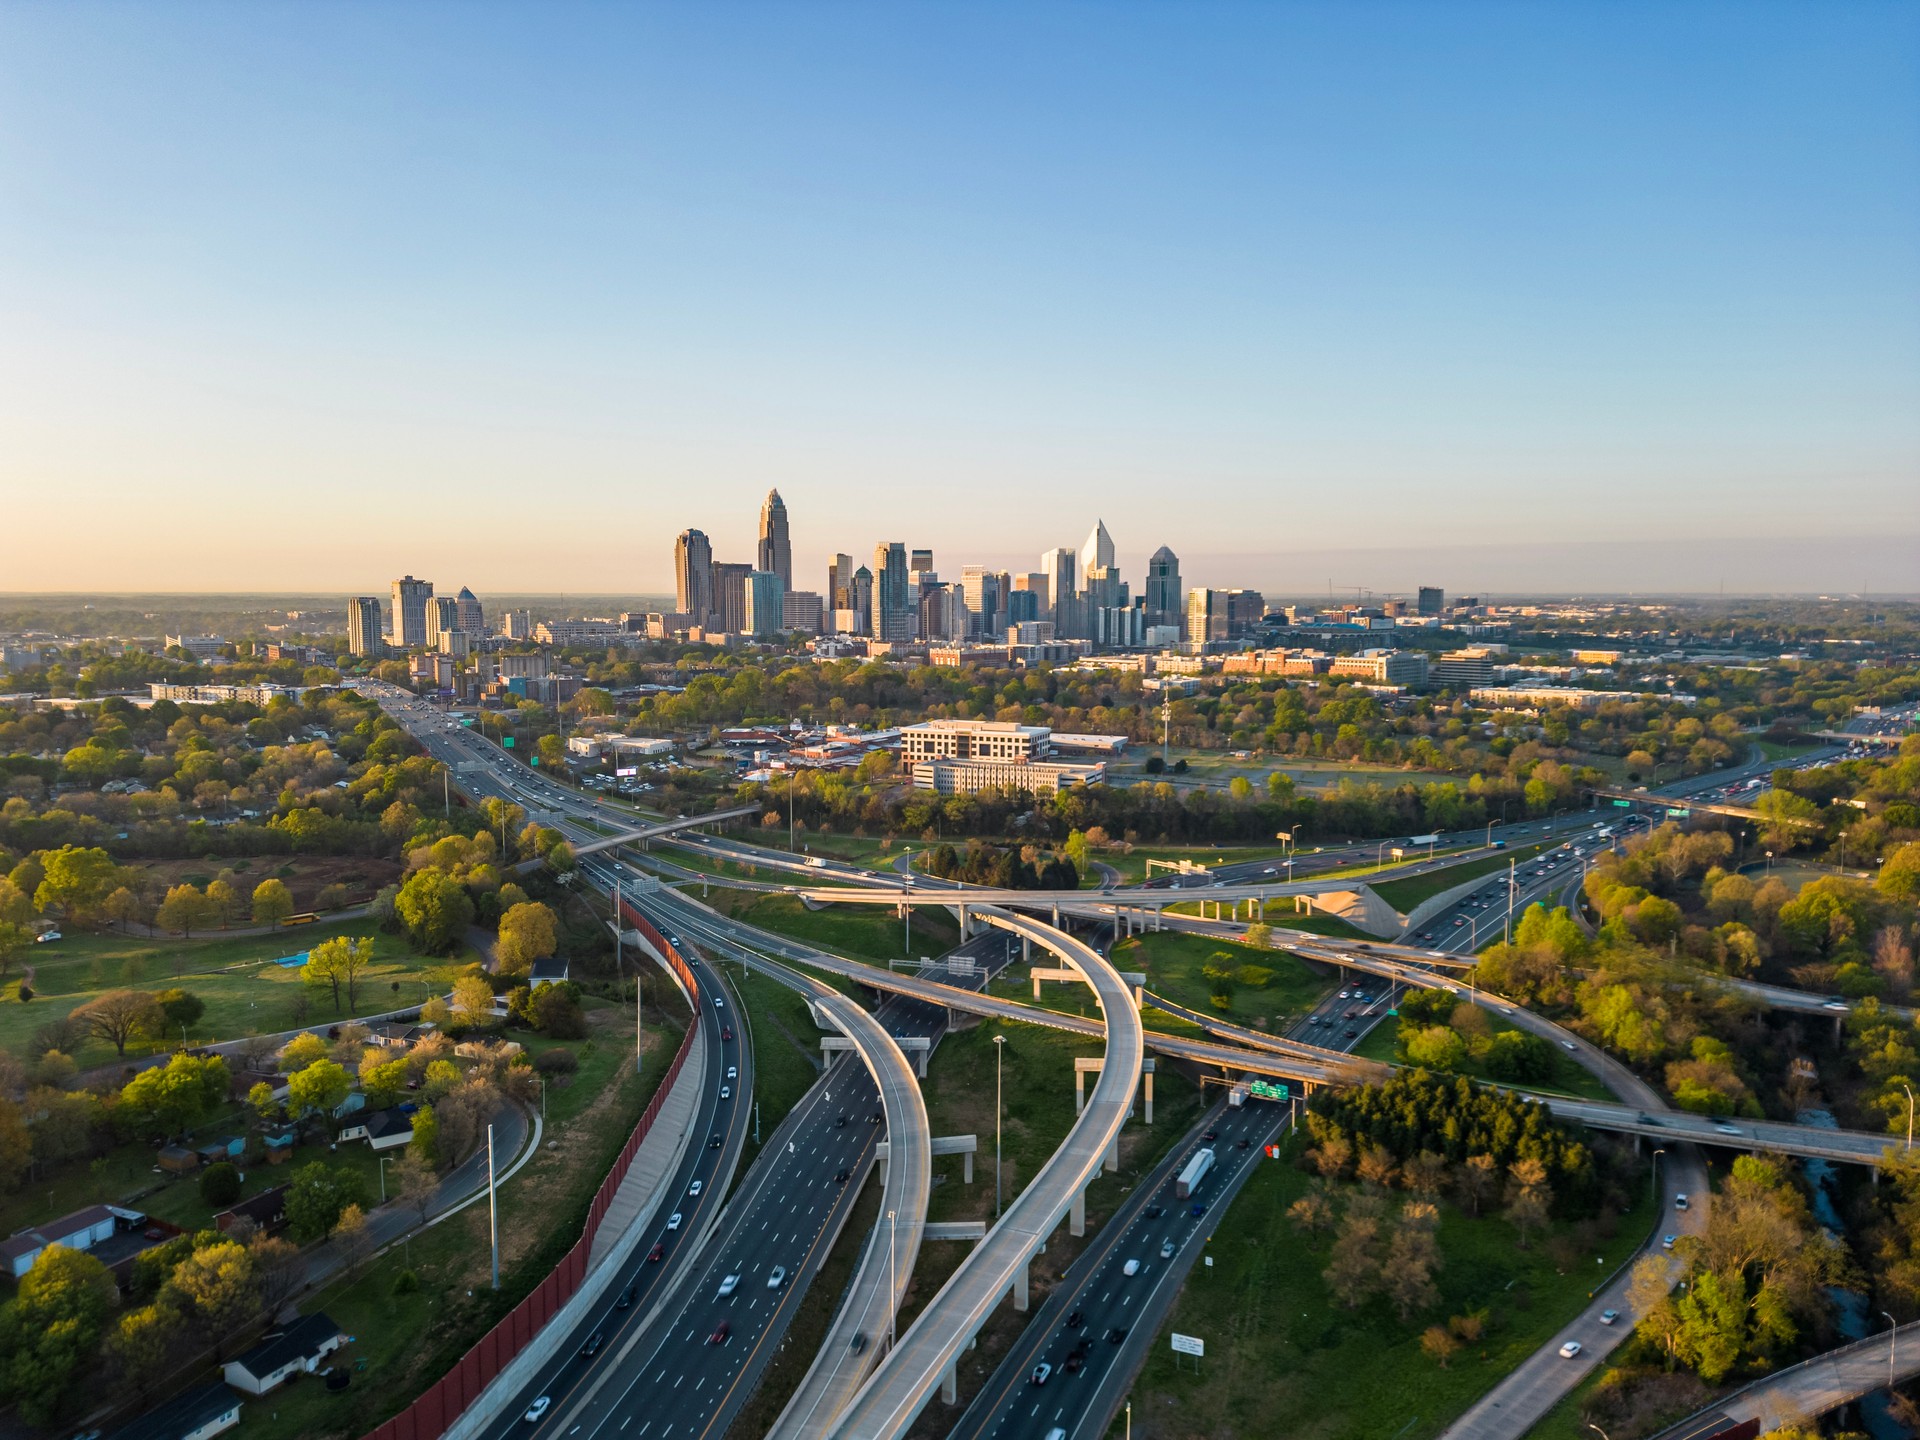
[616,767,639,778]
[1171,1334,1205,1357]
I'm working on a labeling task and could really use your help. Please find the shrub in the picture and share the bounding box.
[199,1162,242,1207]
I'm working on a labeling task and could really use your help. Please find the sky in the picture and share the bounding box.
[2,2,1917,597]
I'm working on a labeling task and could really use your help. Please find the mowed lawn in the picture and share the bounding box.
[1114,1133,1656,1440]
[1,922,474,1067]
[703,890,961,966]
[1372,841,1554,913]
[1114,930,1335,1033]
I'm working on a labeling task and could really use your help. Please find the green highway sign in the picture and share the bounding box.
[530,757,540,766]
[1248,1079,1289,1102]
[1611,798,1631,807]
[503,736,515,748]
[1667,808,1689,817]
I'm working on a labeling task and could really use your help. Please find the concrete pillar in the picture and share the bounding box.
[917,1046,928,1080]
[1075,1068,1086,1116]
[1105,1135,1119,1173]
[941,1360,958,1405]
[1022,936,1031,963]
[1013,1259,1030,1312]
[1052,904,1060,928]
[1070,1189,1086,1236]
[958,903,968,938]
[963,1149,973,1184]
[1033,974,1044,1001]
[1133,985,1144,1009]
[1143,1067,1155,1125]
[1834,1014,1844,1046]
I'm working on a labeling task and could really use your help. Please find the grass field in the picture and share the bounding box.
[1111,1131,1656,1440]
[719,962,829,1170]
[1352,1007,1618,1102]
[2,921,476,1068]
[1112,930,1336,1033]
[702,890,961,966]
[1373,841,1553,914]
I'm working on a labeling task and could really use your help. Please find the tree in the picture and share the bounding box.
[251,878,294,929]
[495,901,559,975]
[118,1052,231,1138]
[0,1244,118,1424]
[159,1238,261,1356]
[153,988,205,1034]
[72,988,164,1057]
[394,869,475,953]
[287,1058,351,1121]
[0,1096,29,1193]
[1420,1325,1461,1368]
[154,883,218,938]
[32,845,120,924]
[394,1151,439,1221]
[546,840,575,874]
[408,1103,440,1167]
[0,876,30,927]
[1878,843,1920,903]
[1243,922,1273,949]
[452,974,497,1029]
[249,1234,303,1319]
[205,878,240,926]
[248,1081,280,1125]
[108,1303,186,1400]
[332,1203,373,1275]
[361,1057,408,1109]
[200,1161,242,1207]
[285,1162,372,1242]
[279,1030,327,1070]
[530,982,588,1038]
[0,922,27,984]
[303,935,375,1014]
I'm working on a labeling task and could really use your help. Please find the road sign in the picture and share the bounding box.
[1248,1078,1289,1102]
[1667,808,1689,818]
[1171,1334,1205,1357]
[1610,798,1630,807]
[503,736,515,748]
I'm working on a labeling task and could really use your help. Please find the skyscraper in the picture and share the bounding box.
[1417,586,1445,617]
[1187,589,1230,646]
[389,576,433,649]
[454,586,485,634]
[1041,547,1077,621]
[910,548,933,573]
[711,562,753,634]
[347,597,384,657]
[757,490,792,589]
[1145,546,1182,631]
[424,596,460,647]
[873,542,910,642]
[962,566,1005,638]
[827,553,855,612]
[1079,519,1115,579]
[851,565,873,634]
[744,570,787,640]
[675,529,714,624]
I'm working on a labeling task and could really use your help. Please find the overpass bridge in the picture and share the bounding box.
[1590,787,1820,828]
[568,803,760,857]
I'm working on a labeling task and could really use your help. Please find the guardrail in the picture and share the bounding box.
[357,906,699,1440]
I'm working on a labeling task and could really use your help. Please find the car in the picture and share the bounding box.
[868,1111,882,1124]
[721,1026,734,1041]
[1065,1310,1085,1329]
[709,1321,731,1344]
[1558,1341,1582,1360]
[1236,1137,1251,1149]
[1344,1028,1358,1039]
[718,1274,740,1296]
[1190,1203,1209,1217]
[1160,1239,1175,1259]
[849,1332,867,1354]
[666,1212,683,1230]
[1600,1309,1620,1326]
[1122,1258,1141,1276]
[727,1066,738,1079]
[524,1397,552,1424]
[689,1179,703,1197]
[618,1282,638,1306]
[579,1330,604,1358]
[1662,1234,1677,1251]
[714,996,725,1008]
[1338,990,1350,1000]
[1822,999,1849,1012]
[1713,1122,1742,1137]
[1674,1193,1688,1211]
[1105,1326,1129,1344]
[836,1113,848,1128]
[1063,1349,1084,1373]
[720,1086,731,1100]
[767,1266,787,1288]
[1561,1040,1578,1051]
[1029,1361,1053,1386]
[35,930,61,944]
[647,1242,664,1262]
[1202,1129,1217,1142]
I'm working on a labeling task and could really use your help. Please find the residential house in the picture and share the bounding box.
[338,1110,415,1151]
[0,1202,118,1279]
[102,1383,241,1440]
[221,1313,348,1396]
[214,1186,289,1238]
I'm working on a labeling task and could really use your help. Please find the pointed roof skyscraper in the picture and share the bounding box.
[1080,519,1115,577]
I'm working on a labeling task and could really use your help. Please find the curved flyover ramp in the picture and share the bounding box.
[820,907,1145,1440]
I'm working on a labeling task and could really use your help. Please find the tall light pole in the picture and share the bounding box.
[887,1209,898,1351]
[487,1122,500,1290]
[1886,1311,1899,1394]
[993,1034,1007,1219]
[1905,1083,1914,1152]
[1651,1149,1665,1206]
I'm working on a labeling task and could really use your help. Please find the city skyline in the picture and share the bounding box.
[3,5,1916,594]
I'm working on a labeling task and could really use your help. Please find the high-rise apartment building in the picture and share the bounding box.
[675,529,715,625]
[711,562,753,634]
[757,490,793,589]
[347,597,384,657]
[389,576,433,649]
[873,542,911,642]
[1145,546,1182,630]
[744,570,787,640]
[782,590,823,634]
[1417,586,1445,618]
[424,596,461,647]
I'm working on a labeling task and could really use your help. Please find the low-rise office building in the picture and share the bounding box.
[912,755,1105,796]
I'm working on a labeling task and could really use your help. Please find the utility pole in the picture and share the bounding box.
[994,1034,1007,1219]
[487,1123,499,1290]
[1161,693,1171,767]
[1504,857,1517,945]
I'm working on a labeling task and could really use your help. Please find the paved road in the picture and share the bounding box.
[1648,1317,1920,1439]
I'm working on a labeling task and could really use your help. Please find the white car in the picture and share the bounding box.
[767,1265,787,1288]
[1662,1234,1677,1251]
[1674,1193,1688,1211]
[666,1211,683,1230]
[1558,1341,1582,1359]
[689,1179,703,1197]
[524,1396,552,1423]
[720,1086,731,1100]
[35,930,61,944]
[717,1273,740,1296]
[1600,1309,1620,1325]
[727,1066,737,1079]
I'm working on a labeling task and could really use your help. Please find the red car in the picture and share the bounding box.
[721,1027,734,1042]
[710,1321,731,1345]
[648,1242,664,1262]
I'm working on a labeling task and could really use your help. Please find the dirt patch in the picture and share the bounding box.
[125,854,402,910]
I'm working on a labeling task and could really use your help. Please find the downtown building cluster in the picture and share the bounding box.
[668,491,1284,661]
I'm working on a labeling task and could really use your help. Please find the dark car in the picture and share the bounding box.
[835,1168,850,1184]
[836,1113,848,1128]
[1344,1028,1358,1039]
[1236,1138,1251,1149]
[1144,1205,1165,1219]
[1190,1203,1208,1217]
[868,1112,882,1124]
[1063,1350,1084,1373]
[721,1027,733,1042]
[616,1284,636,1308]
[709,1133,723,1149]
[849,1332,867,1354]
[1065,1310,1084,1329]
[1202,1129,1217,1142]
[710,1320,731,1345]
[1106,1327,1129,1344]
[579,1331,604,1359]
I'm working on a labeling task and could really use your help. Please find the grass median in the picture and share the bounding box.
[1373,841,1554,913]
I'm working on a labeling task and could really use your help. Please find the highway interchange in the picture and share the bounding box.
[358,681,1912,1440]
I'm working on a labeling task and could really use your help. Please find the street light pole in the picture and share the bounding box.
[1651,1149,1665,1206]
[1886,1311,1898,1393]
[1905,1084,1914,1152]
[888,1209,898,1351]
[487,1123,499,1291]
[993,1034,1007,1219]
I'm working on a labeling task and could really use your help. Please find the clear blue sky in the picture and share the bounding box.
[3,2,1916,595]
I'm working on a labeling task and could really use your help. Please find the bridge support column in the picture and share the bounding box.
[963,1149,973,1184]
[1075,1068,1086,1116]
[1835,1014,1844,1046]
[1013,1259,1030,1312]
[1022,936,1031,963]
[1106,1135,1119,1173]
[958,903,968,938]
[1142,1060,1156,1124]
[917,1046,928,1080]
[1051,904,1060,928]
[1071,1188,1086,1237]
[941,1359,958,1405]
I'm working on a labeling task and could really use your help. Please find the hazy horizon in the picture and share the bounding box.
[4,5,1916,594]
